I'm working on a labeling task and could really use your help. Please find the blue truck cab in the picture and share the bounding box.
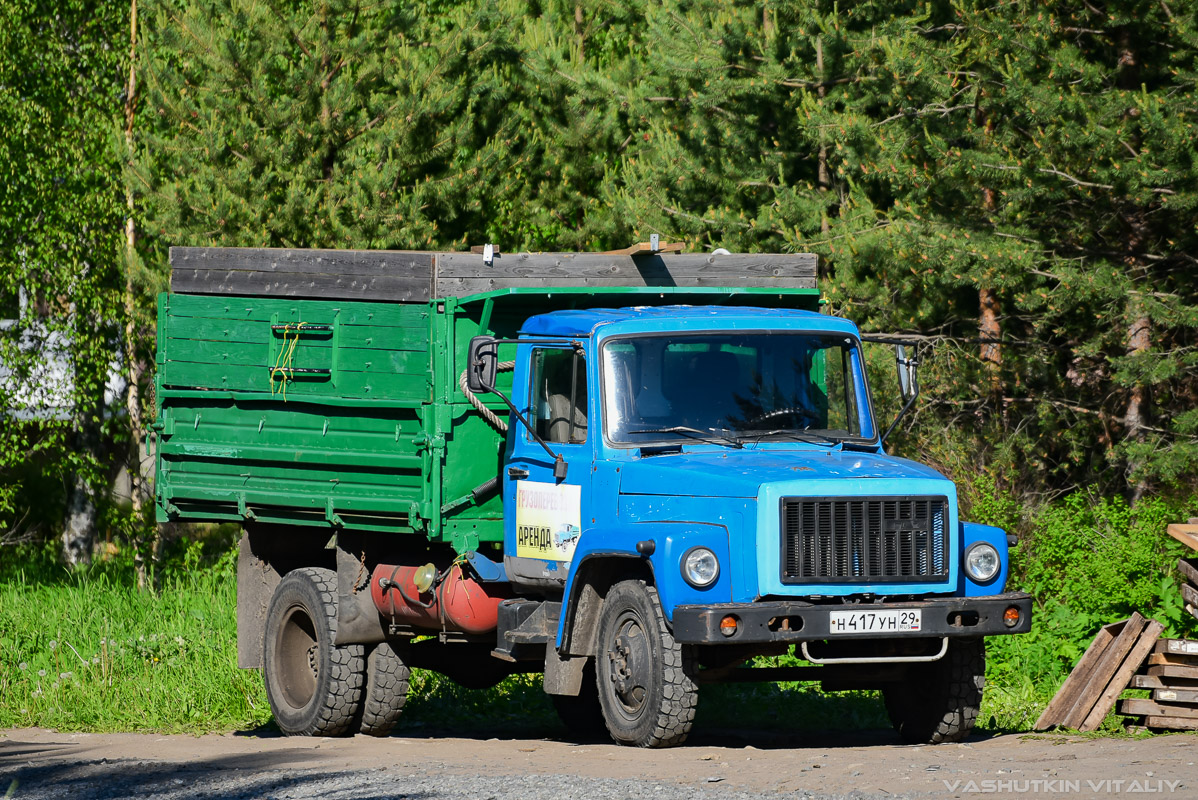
[473,305,1032,747]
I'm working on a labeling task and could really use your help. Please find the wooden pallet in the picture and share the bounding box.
[1121,637,1198,732]
[1034,613,1165,731]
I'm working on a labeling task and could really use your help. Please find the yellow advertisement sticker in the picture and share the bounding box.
[515,481,582,562]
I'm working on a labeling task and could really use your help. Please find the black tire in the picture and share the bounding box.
[551,659,607,740]
[358,642,411,737]
[595,580,698,748]
[882,638,985,744]
[263,567,364,736]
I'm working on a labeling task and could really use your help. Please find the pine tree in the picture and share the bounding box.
[138,0,528,250]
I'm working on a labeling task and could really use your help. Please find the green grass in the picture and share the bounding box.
[0,542,269,732]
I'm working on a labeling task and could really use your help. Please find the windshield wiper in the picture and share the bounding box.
[739,428,840,446]
[629,426,745,449]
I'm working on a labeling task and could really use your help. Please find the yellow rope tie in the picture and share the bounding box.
[270,322,306,402]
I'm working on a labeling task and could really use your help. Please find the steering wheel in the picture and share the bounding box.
[745,407,817,428]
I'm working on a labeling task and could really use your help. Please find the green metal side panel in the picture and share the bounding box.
[155,293,433,533]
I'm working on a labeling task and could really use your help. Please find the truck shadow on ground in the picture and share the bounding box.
[0,750,442,800]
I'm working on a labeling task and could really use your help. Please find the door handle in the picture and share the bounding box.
[507,467,529,479]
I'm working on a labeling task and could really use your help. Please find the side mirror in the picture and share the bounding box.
[895,344,917,400]
[467,336,498,393]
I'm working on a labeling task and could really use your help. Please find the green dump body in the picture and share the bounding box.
[155,262,819,556]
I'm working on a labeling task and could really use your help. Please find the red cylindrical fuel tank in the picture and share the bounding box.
[370,563,506,635]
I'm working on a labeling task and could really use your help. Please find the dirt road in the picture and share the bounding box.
[2,726,1194,799]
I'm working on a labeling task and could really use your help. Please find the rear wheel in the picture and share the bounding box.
[882,638,985,744]
[358,642,411,737]
[263,567,364,736]
[595,580,698,747]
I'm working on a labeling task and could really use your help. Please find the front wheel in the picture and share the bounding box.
[595,580,698,747]
[882,637,985,744]
[262,567,364,736]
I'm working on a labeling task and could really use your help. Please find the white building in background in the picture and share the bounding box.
[1,286,136,500]
[0,287,127,419]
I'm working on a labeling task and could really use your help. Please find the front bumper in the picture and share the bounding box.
[671,592,1032,644]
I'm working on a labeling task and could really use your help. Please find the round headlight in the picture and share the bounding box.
[681,547,719,588]
[964,543,1000,583]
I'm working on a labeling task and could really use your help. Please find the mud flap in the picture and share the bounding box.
[543,643,587,696]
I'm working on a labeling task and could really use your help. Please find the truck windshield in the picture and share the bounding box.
[601,333,870,445]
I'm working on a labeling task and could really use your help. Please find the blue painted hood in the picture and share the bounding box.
[619,449,949,498]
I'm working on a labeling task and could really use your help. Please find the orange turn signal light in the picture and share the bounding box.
[1003,606,1021,627]
[719,615,739,637]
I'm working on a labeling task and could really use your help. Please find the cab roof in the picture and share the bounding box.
[519,306,859,338]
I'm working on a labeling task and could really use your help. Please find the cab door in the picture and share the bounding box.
[503,343,592,588]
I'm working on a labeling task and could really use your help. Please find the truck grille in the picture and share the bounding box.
[781,497,949,584]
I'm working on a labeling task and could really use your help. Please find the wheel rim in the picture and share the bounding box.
[276,603,319,711]
[605,608,653,722]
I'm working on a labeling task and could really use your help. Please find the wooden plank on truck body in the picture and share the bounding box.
[170,247,435,302]
[1034,618,1125,730]
[170,247,820,299]
[1078,618,1164,731]
[171,246,435,276]
[435,252,818,295]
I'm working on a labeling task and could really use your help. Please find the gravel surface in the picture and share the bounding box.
[3,728,1196,800]
[2,765,863,800]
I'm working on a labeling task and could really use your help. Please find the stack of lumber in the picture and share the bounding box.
[1035,612,1165,732]
[1036,518,1198,733]
[1120,638,1198,731]
[1169,519,1198,624]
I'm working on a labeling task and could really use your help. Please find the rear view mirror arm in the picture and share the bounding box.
[880,346,920,444]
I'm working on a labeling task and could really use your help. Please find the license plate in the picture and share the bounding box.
[828,608,921,634]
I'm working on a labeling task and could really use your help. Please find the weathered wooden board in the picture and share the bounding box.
[433,251,819,294]
[1147,663,1198,680]
[601,241,687,256]
[1167,523,1198,551]
[1119,698,1198,719]
[1182,582,1198,611]
[1156,637,1198,657]
[1143,714,1198,731]
[1178,558,1198,586]
[1035,618,1125,730]
[1148,651,1198,667]
[1079,618,1165,731]
[170,247,436,302]
[170,247,820,301]
[1130,673,1198,690]
[1154,687,1198,704]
